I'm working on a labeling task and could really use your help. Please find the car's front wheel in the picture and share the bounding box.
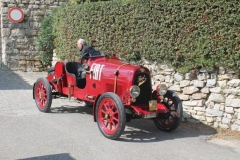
[34,77,52,113]
[95,92,126,140]
[153,90,183,132]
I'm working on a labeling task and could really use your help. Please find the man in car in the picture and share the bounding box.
[77,38,94,62]
[76,38,95,78]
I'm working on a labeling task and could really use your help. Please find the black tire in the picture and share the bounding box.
[34,77,52,113]
[153,90,183,132]
[95,92,126,140]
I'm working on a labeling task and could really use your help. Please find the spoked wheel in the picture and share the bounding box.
[34,77,52,113]
[153,90,183,132]
[96,92,126,140]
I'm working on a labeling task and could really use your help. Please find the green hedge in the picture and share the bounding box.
[52,0,240,73]
[37,15,55,66]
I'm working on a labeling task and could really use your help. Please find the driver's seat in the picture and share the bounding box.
[65,62,86,89]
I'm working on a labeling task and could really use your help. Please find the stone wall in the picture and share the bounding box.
[0,0,66,71]
[144,60,240,131]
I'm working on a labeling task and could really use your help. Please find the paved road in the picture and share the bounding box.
[0,70,240,160]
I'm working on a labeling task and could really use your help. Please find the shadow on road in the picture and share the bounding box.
[18,153,75,160]
[48,103,217,143]
[50,104,92,114]
[119,118,217,142]
[0,69,45,90]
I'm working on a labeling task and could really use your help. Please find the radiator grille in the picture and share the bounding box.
[132,73,152,104]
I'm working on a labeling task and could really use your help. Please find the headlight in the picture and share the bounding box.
[130,85,140,98]
[157,84,167,96]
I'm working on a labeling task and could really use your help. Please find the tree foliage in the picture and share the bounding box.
[36,15,55,66]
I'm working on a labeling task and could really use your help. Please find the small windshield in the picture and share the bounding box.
[89,50,104,57]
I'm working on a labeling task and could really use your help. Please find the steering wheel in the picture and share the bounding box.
[78,63,88,79]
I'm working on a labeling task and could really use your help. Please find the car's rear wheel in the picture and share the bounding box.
[34,77,52,113]
[153,90,183,132]
[96,92,126,140]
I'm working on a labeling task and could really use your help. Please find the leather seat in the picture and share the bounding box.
[65,62,86,88]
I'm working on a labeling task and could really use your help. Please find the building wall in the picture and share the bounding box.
[0,0,66,71]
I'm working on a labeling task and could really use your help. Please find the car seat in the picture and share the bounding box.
[65,62,86,89]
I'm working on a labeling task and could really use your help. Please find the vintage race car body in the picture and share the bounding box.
[33,50,183,139]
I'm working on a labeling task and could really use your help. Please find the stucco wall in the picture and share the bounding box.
[0,0,66,71]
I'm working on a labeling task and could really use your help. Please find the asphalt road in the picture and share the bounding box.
[0,70,240,160]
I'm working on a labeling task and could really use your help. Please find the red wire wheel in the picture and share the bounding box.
[153,90,183,132]
[34,78,52,112]
[96,92,126,140]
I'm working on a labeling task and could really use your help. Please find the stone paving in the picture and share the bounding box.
[0,70,81,116]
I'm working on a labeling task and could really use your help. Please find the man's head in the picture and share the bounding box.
[77,38,86,50]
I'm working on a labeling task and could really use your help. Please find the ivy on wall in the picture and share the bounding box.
[36,15,56,66]
[51,0,240,73]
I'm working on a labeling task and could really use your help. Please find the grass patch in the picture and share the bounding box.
[180,122,240,140]
[180,122,217,135]
[212,128,240,140]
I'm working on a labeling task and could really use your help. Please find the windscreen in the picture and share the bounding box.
[89,50,103,57]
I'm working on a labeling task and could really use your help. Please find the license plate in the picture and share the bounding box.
[149,100,157,111]
[144,113,157,119]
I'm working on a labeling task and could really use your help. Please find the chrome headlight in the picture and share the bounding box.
[130,85,140,98]
[157,84,167,96]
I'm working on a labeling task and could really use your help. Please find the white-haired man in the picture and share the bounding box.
[77,38,94,62]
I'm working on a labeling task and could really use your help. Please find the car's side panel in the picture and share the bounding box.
[66,73,77,87]
[55,62,65,79]
[85,64,104,99]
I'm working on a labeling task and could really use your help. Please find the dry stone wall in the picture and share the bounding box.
[144,59,240,132]
[0,0,66,71]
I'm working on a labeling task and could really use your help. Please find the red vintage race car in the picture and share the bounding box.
[33,50,183,140]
